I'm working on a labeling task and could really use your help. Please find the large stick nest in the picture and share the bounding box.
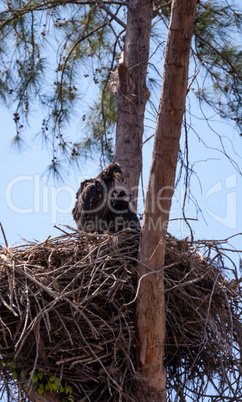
[0,228,241,401]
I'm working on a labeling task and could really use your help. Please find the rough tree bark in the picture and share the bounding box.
[136,0,197,401]
[114,0,153,203]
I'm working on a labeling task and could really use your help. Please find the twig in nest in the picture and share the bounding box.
[0,222,8,248]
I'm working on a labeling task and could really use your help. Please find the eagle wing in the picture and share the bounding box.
[75,178,94,199]
[72,180,106,231]
[72,162,124,233]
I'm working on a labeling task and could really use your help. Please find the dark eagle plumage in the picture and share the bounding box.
[72,163,124,232]
[107,191,140,232]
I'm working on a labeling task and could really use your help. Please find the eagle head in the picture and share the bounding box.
[103,162,124,182]
[116,191,134,203]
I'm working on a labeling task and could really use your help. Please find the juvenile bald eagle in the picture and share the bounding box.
[107,191,140,233]
[72,163,124,232]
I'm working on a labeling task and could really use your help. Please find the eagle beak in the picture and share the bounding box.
[123,194,134,203]
[123,196,130,203]
[114,172,124,182]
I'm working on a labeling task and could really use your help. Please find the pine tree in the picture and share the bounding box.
[0,1,241,177]
[0,1,242,401]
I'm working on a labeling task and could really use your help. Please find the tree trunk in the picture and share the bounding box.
[114,0,153,203]
[136,0,197,400]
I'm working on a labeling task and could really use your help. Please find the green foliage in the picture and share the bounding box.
[0,0,241,177]
[82,76,117,165]
[0,358,75,400]
[193,1,242,131]
[0,0,121,176]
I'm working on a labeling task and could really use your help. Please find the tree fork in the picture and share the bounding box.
[136,0,197,400]
[114,0,153,203]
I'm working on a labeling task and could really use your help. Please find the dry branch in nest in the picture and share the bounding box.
[0,228,241,401]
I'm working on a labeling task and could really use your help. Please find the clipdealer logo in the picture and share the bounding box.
[5,173,238,230]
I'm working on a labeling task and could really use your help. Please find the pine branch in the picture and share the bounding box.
[194,31,242,81]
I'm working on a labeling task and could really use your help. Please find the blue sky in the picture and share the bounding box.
[1,94,241,273]
[0,3,241,273]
